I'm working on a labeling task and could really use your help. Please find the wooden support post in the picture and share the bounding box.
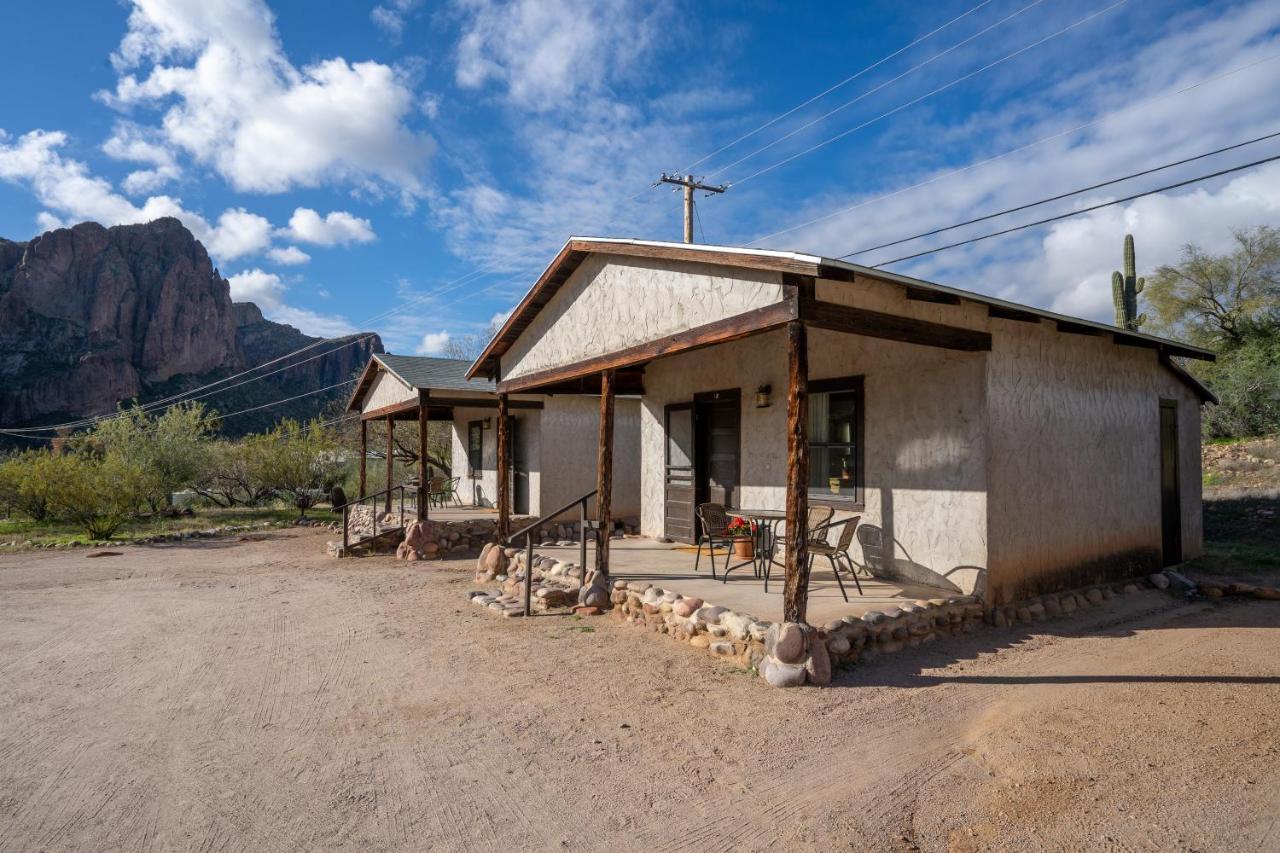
[496,394,510,541]
[385,416,394,514]
[417,392,428,522]
[595,369,615,579]
[358,419,367,499]
[783,320,810,625]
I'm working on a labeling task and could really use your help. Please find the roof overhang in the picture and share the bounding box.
[467,237,1216,398]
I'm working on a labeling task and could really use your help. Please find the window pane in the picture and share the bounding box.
[827,390,857,445]
[810,445,856,496]
[666,408,692,467]
[808,392,830,442]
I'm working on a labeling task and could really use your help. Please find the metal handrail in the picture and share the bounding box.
[341,484,415,554]
[502,488,598,617]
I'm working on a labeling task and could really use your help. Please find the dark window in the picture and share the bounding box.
[467,421,483,475]
[808,376,864,504]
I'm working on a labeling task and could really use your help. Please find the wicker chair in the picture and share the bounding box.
[694,503,734,581]
[807,516,863,601]
[855,524,888,578]
[764,505,835,589]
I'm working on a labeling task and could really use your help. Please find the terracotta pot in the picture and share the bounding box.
[733,538,754,560]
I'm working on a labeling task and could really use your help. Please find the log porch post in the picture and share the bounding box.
[384,415,394,513]
[417,391,428,521]
[496,393,510,541]
[783,320,810,624]
[358,419,367,499]
[595,368,615,579]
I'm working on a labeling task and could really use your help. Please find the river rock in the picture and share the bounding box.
[672,597,703,618]
[761,659,807,688]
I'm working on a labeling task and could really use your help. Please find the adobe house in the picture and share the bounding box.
[346,353,641,533]
[467,238,1214,622]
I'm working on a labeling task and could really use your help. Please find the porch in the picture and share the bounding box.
[534,536,957,624]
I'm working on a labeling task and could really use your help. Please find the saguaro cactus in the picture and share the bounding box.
[1111,233,1146,331]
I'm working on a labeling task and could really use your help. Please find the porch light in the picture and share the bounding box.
[755,384,771,408]
[482,417,492,430]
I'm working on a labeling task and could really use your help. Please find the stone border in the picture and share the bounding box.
[1,519,303,551]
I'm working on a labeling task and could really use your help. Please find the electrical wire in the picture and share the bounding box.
[860,152,1280,266]
[842,129,1280,258]
[727,0,1130,187]
[747,51,1280,247]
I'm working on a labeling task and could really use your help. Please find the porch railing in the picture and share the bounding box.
[504,489,598,617]
[341,484,419,554]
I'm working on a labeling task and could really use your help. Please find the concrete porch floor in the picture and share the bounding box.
[534,536,958,625]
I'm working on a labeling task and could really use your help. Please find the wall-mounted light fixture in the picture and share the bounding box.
[482,417,493,430]
[755,384,772,408]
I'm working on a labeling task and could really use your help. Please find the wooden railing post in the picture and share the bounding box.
[497,393,511,541]
[595,369,615,580]
[783,320,810,624]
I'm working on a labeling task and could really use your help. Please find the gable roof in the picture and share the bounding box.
[347,353,494,412]
[466,236,1216,383]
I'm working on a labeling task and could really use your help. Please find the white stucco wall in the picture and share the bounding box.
[449,398,641,520]
[639,328,990,594]
[363,369,415,412]
[984,317,1204,603]
[501,254,786,381]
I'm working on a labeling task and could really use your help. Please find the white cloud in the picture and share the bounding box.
[227,267,355,337]
[371,0,421,41]
[453,0,662,110]
[267,245,310,265]
[282,207,376,246]
[416,330,451,354]
[102,0,434,196]
[102,122,182,194]
[0,128,272,261]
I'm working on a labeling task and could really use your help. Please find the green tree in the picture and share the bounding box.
[92,403,217,512]
[41,450,151,540]
[191,439,277,507]
[0,450,59,520]
[260,419,344,518]
[1145,226,1280,438]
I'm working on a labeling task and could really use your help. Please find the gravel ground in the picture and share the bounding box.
[1,529,1277,851]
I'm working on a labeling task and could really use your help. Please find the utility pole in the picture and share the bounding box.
[658,173,728,243]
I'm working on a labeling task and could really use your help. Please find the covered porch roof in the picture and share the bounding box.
[465,236,1215,402]
[346,353,545,421]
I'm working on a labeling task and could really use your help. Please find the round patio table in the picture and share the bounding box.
[722,508,787,585]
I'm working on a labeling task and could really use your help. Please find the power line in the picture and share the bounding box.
[705,0,1049,180]
[728,0,1130,188]
[747,51,1280,247]
[676,0,998,175]
[207,380,358,422]
[843,129,1280,258]
[859,152,1280,266]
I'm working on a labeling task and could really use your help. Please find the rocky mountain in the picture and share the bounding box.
[0,218,382,438]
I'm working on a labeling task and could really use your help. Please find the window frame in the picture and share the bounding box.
[807,375,865,510]
[467,420,484,476]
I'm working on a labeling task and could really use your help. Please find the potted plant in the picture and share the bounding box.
[726,516,755,559]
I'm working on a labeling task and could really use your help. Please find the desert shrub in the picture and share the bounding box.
[258,419,344,518]
[0,450,60,521]
[192,437,277,507]
[41,450,150,539]
[92,403,217,511]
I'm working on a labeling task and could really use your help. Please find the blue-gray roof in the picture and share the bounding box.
[375,353,496,393]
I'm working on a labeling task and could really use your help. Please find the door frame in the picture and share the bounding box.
[692,388,742,513]
[1158,398,1182,566]
[663,402,696,543]
[509,415,530,516]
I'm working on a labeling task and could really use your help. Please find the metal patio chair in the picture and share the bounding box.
[855,523,888,578]
[694,503,734,581]
[764,505,834,589]
[807,516,863,601]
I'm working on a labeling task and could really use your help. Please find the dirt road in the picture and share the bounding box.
[1,530,1277,851]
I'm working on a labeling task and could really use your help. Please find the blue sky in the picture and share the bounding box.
[2,0,1278,355]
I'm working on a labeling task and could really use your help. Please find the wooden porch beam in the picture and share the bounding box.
[384,416,394,514]
[799,296,992,352]
[417,390,428,522]
[358,419,367,499]
[361,399,420,421]
[496,299,798,393]
[783,320,810,625]
[596,369,615,580]
[496,394,510,541]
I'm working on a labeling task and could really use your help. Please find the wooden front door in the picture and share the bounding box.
[510,416,530,516]
[695,389,741,511]
[664,404,696,543]
[1159,400,1182,566]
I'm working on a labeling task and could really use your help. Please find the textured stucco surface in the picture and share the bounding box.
[449,398,641,519]
[362,369,415,412]
[640,328,990,594]
[501,254,785,381]
[984,318,1203,602]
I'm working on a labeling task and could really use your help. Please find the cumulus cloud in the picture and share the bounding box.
[267,245,311,265]
[371,0,421,41]
[453,0,663,110]
[227,268,355,337]
[102,122,182,194]
[0,128,273,261]
[282,207,376,246]
[415,330,451,355]
[101,0,434,197]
